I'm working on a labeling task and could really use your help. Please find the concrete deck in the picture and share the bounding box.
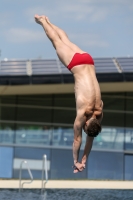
[0,180,133,189]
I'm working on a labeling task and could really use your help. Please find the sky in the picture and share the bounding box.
[0,0,133,60]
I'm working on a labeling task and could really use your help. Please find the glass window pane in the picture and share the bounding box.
[102,93,125,110]
[17,95,53,106]
[126,93,133,112]
[1,96,16,104]
[15,124,52,145]
[17,107,52,123]
[126,113,133,128]
[125,128,133,150]
[0,123,14,144]
[102,112,125,127]
[102,93,125,127]
[125,155,133,180]
[53,109,75,124]
[0,147,13,178]
[52,126,73,146]
[1,106,16,121]
[93,127,124,150]
[88,151,123,180]
[17,95,53,123]
[51,149,86,179]
[54,94,75,108]
[53,94,75,124]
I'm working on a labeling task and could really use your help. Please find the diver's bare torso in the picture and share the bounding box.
[71,64,103,121]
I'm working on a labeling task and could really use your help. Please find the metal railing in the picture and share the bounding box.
[19,160,33,192]
[41,154,48,194]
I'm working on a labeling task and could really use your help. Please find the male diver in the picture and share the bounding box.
[35,15,103,173]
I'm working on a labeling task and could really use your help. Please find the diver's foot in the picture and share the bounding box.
[45,16,50,24]
[34,14,46,25]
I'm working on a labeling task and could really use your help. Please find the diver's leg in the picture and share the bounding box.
[35,14,61,49]
[45,16,85,53]
[35,15,76,66]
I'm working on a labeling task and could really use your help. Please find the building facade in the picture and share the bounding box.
[0,57,133,180]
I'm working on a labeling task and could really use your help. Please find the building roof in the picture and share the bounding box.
[0,57,133,85]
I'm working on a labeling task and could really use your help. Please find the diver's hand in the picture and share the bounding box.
[73,162,85,173]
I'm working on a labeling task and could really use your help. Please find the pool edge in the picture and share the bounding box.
[0,180,133,189]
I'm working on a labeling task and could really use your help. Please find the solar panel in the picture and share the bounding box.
[116,57,133,72]
[94,58,119,73]
[0,60,27,76]
[31,59,60,75]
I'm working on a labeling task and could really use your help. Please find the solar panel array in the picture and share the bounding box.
[0,57,132,76]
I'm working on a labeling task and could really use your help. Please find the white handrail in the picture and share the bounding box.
[19,160,33,192]
[41,154,48,194]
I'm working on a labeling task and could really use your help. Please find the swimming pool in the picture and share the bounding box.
[0,189,133,200]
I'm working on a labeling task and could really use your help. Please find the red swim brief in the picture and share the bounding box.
[67,53,94,70]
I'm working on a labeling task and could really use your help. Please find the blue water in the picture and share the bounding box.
[0,189,133,200]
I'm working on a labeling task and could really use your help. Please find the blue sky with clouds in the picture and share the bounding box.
[0,0,133,60]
